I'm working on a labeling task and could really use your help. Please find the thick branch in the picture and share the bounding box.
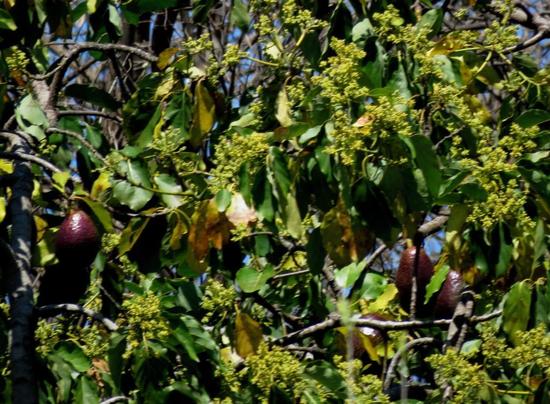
[0,151,62,173]
[5,135,37,403]
[276,309,502,345]
[36,304,118,332]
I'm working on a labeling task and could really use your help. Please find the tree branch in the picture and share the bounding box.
[0,151,62,173]
[46,127,107,164]
[36,304,119,332]
[383,337,435,392]
[5,134,38,403]
[58,109,123,123]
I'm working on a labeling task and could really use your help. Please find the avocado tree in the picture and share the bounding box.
[0,0,549,402]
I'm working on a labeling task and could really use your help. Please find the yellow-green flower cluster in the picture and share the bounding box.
[435,83,536,230]
[35,319,63,355]
[281,0,327,31]
[152,128,185,160]
[427,349,489,403]
[483,21,517,52]
[120,292,170,358]
[101,232,121,255]
[78,324,109,358]
[481,324,550,379]
[312,38,368,107]
[507,325,550,378]
[372,5,404,39]
[326,97,414,165]
[5,46,28,84]
[210,132,270,192]
[182,33,213,55]
[246,342,307,401]
[334,355,390,403]
[201,279,237,324]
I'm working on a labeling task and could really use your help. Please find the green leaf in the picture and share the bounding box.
[15,95,48,129]
[532,220,546,270]
[252,167,275,222]
[236,265,275,293]
[515,109,550,128]
[401,135,442,197]
[269,147,291,197]
[0,9,17,30]
[214,189,232,212]
[135,104,162,147]
[283,193,303,239]
[425,264,449,303]
[80,197,113,232]
[173,324,199,362]
[298,125,322,144]
[65,84,121,111]
[502,281,532,345]
[230,0,250,29]
[55,342,91,372]
[304,361,347,399]
[334,260,367,289]
[495,224,513,278]
[358,272,387,300]
[154,174,184,208]
[112,180,153,211]
[74,376,99,404]
[417,9,442,35]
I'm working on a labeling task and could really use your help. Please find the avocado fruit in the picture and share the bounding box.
[395,246,434,316]
[434,270,464,319]
[55,210,100,267]
[335,314,386,358]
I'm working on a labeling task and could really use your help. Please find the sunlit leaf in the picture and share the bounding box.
[236,265,274,293]
[190,80,215,147]
[235,312,263,358]
[275,87,292,127]
[503,281,532,345]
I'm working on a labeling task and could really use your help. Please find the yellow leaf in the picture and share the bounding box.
[226,193,256,227]
[91,172,111,200]
[0,159,13,174]
[157,48,179,70]
[235,312,263,358]
[188,200,231,261]
[275,88,292,127]
[368,284,398,312]
[155,73,176,99]
[52,171,71,191]
[320,202,373,266]
[190,80,215,147]
[34,215,48,242]
[0,197,5,223]
[169,217,188,250]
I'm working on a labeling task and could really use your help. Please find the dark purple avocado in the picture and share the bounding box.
[395,246,434,316]
[55,210,100,266]
[434,270,464,319]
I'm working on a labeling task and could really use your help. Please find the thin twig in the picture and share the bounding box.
[46,127,107,163]
[383,337,435,392]
[58,109,122,122]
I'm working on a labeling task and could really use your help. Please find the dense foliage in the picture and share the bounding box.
[0,0,549,402]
